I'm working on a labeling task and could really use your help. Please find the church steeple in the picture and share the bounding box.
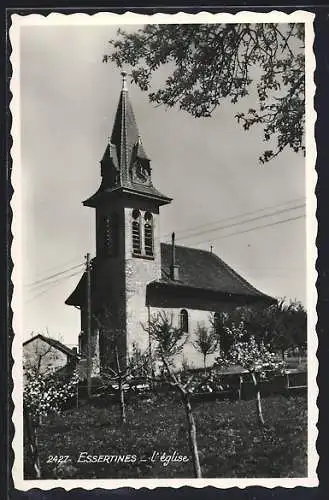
[110,71,149,184]
[83,72,171,208]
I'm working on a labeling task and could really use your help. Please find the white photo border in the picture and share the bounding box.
[9,9,318,491]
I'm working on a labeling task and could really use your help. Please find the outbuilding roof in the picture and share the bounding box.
[23,334,79,358]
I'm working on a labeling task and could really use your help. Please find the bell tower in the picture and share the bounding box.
[80,72,172,369]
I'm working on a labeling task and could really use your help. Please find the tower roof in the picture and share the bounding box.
[83,72,171,207]
[110,72,149,181]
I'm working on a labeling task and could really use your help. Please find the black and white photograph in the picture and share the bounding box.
[10,11,317,489]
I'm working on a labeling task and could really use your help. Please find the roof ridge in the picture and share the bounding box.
[160,242,212,254]
[23,333,43,345]
[23,334,78,356]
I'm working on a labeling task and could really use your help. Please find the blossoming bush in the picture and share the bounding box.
[219,336,284,377]
[215,321,285,425]
[24,367,79,422]
[23,367,79,478]
[177,371,232,394]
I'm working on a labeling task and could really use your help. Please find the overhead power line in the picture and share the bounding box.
[161,196,305,241]
[27,255,84,281]
[25,269,82,304]
[191,214,305,247]
[26,262,84,289]
[166,203,305,244]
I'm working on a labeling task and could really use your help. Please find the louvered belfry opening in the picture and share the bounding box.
[104,216,111,253]
[102,213,118,257]
[144,212,154,257]
[132,209,142,255]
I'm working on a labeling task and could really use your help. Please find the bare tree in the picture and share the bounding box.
[143,311,202,478]
[192,323,218,373]
[23,332,58,375]
[94,309,149,425]
[162,357,202,478]
[143,311,187,371]
[98,345,150,424]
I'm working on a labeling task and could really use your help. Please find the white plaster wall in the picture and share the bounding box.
[149,306,217,370]
[127,305,218,370]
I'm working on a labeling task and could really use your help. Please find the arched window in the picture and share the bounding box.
[180,309,189,333]
[144,212,154,257]
[132,209,141,254]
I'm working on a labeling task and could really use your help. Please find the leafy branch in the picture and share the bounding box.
[105,23,305,163]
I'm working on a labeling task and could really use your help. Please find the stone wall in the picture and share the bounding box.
[124,204,162,358]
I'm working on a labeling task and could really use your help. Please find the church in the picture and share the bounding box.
[65,72,274,373]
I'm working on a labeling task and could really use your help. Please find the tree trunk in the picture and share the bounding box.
[239,375,243,401]
[118,376,126,424]
[151,365,158,395]
[182,393,202,478]
[24,406,42,479]
[76,380,79,409]
[115,347,126,425]
[161,354,202,478]
[281,349,285,361]
[203,355,207,375]
[251,372,265,427]
[297,347,301,365]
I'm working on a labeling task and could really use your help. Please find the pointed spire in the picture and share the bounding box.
[109,71,149,184]
[121,70,128,91]
[83,73,172,208]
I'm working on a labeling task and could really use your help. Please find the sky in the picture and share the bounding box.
[19,23,307,347]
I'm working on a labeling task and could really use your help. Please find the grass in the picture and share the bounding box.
[30,393,307,479]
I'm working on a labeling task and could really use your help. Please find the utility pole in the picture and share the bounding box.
[86,253,92,398]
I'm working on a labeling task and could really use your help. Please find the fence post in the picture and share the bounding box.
[286,373,290,390]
